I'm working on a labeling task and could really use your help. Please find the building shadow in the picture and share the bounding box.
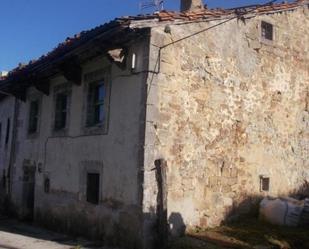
[222,180,309,225]
[168,212,186,237]
[0,217,104,248]
[198,181,309,249]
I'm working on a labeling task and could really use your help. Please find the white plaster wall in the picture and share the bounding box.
[10,38,149,246]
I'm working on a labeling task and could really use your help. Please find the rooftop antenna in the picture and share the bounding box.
[140,0,164,12]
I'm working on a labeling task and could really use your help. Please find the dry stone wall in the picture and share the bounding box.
[144,6,309,231]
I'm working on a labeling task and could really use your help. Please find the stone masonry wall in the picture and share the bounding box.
[144,6,309,235]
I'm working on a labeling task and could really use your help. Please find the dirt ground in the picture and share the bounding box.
[0,216,118,249]
[1,215,308,249]
[169,218,309,249]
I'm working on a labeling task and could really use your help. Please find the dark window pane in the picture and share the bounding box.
[261,21,273,40]
[87,173,100,205]
[97,84,105,102]
[94,104,104,124]
[87,81,105,126]
[98,105,104,122]
[55,93,67,130]
[28,100,39,134]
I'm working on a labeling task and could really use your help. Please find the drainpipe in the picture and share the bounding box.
[154,159,168,248]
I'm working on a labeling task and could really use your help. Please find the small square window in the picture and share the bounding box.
[54,93,68,130]
[86,81,106,127]
[28,100,39,134]
[260,176,270,192]
[86,173,100,205]
[261,21,273,41]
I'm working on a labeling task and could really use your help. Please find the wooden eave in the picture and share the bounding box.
[0,23,148,101]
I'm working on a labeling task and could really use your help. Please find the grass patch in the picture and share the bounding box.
[215,218,309,248]
[170,218,309,249]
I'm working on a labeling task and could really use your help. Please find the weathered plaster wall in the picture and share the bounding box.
[10,39,149,248]
[144,6,309,236]
[0,96,15,207]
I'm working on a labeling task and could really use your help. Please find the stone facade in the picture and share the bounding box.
[0,2,308,249]
[143,5,309,235]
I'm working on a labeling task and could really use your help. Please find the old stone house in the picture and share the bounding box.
[0,0,308,248]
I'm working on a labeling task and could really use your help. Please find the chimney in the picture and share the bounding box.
[181,0,204,12]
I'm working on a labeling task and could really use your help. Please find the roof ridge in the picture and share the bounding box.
[1,0,306,81]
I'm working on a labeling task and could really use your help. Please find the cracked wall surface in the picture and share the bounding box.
[143,6,309,233]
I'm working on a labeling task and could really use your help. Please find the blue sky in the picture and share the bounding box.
[0,0,286,71]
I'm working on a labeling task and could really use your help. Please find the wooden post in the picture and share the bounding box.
[154,159,168,248]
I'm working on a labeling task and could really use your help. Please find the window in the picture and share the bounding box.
[54,92,68,130]
[28,100,39,134]
[260,176,270,192]
[261,21,273,41]
[87,81,105,127]
[5,118,10,145]
[86,173,100,205]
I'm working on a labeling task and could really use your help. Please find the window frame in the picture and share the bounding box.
[260,21,274,43]
[86,80,106,127]
[28,99,40,135]
[52,83,72,136]
[54,92,68,131]
[82,68,111,135]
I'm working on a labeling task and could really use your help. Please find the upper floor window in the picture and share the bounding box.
[52,82,72,134]
[86,81,105,127]
[261,21,273,41]
[54,92,68,131]
[83,68,111,134]
[28,100,39,134]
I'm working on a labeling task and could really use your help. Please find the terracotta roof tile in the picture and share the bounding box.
[154,1,306,22]
[0,0,307,82]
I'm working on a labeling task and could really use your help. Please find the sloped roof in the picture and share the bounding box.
[3,0,308,78]
[155,0,306,21]
[118,0,307,23]
[0,0,307,99]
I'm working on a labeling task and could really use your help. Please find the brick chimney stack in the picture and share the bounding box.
[180,0,204,12]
